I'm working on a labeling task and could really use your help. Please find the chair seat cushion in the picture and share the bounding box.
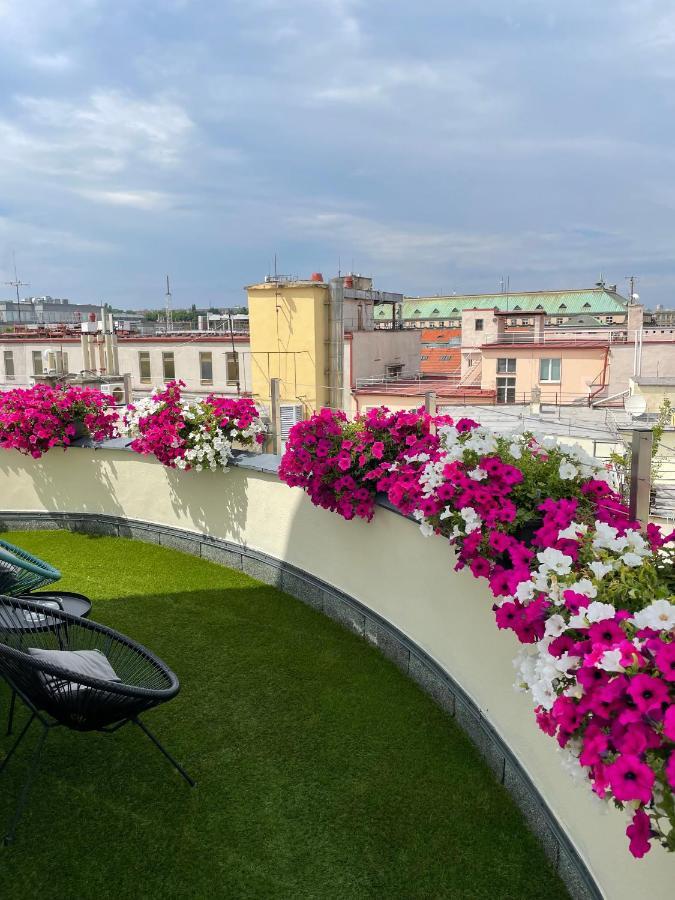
[27,648,120,693]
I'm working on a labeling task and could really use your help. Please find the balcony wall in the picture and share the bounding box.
[0,447,672,900]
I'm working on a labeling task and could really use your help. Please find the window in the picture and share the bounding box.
[496,358,516,374]
[162,351,175,381]
[386,363,404,377]
[199,351,213,385]
[496,377,516,404]
[540,358,561,382]
[226,351,239,384]
[475,319,484,331]
[32,350,44,376]
[139,351,151,384]
[3,350,14,380]
[420,355,428,361]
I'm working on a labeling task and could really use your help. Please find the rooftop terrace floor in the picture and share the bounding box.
[0,531,567,899]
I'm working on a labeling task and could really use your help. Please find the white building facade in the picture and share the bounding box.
[0,335,252,399]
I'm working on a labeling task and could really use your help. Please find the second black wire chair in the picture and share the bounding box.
[0,594,195,845]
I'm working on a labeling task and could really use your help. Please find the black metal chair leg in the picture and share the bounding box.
[0,712,35,776]
[133,718,195,788]
[6,690,16,737]
[3,723,48,846]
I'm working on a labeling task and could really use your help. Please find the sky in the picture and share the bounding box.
[1,0,675,310]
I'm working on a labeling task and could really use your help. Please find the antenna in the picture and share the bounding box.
[625,274,639,303]
[4,252,30,326]
[165,275,173,333]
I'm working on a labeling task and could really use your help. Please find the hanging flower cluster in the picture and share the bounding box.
[0,383,118,458]
[279,406,450,521]
[117,380,265,470]
[282,409,675,858]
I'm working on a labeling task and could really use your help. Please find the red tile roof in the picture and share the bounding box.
[420,346,461,375]
[421,327,461,343]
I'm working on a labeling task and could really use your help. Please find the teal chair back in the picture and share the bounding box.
[0,538,61,595]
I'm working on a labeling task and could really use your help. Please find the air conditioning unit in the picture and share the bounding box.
[42,350,66,374]
[99,383,126,403]
[279,404,303,442]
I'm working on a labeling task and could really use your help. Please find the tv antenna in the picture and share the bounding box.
[165,275,173,333]
[4,253,30,325]
[625,274,639,303]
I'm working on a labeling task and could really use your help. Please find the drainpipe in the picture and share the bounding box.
[588,345,610,404]
[328,278,344,410]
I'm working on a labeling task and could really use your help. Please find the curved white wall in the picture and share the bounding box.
[0,447,672,898]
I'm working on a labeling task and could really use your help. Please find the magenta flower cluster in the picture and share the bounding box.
[279,406,450,521]
[0,383,117,458]
[281,407,675,858]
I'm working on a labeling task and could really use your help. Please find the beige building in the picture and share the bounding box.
[0,334,252,398]
[629,377,675,415]
[453,304,675,407]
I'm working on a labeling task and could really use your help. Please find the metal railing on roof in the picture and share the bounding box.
[484,330,629,345]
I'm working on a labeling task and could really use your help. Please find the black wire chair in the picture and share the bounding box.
[0,595,195,845]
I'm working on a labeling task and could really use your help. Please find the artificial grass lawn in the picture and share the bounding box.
[0,531,568,900]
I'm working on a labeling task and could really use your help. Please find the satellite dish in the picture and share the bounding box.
[631,292,640,301]
[624,394,647,417]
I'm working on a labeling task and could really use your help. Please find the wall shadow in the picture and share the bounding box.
[165,465,248,545]
[0,451,126,522]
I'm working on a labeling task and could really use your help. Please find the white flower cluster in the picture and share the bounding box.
[592,522,651,569]
[117,387,265,473]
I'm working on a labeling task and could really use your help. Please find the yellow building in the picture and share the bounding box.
[247,274,420,438]
[247,277,330,418]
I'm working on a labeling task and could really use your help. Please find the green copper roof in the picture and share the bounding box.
[374,288,629,319]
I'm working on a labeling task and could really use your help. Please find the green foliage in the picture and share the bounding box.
[610,397,673,501]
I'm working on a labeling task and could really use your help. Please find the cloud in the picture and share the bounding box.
[15,91,193,169]
[0,1,674,306]
[76,189,173,211]
[27,52,74,71]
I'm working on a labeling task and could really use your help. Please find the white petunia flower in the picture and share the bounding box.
[631,600,675,631]
[596,649,625,672]
[621,552,643,568]
[588,560,614,580]
[559,460,578,480]
[536,547,573,576]
[515,580,537,603]
[544,615,567,638]
[557,521,588,540]
[566,578,597,599]
[585,601,617,623]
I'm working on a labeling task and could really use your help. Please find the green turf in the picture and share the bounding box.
[0,531,568,900]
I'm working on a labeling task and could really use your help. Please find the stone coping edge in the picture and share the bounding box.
[0,508,601,900]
